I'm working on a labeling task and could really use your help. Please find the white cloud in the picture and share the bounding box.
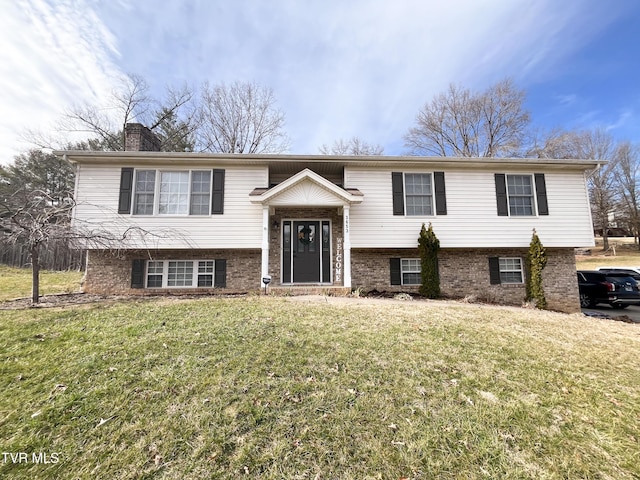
[0,0,125,162]
[0,0,632,161]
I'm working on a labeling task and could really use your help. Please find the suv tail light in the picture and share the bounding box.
[600,281,615,292]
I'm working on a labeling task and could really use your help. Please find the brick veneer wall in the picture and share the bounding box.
[268,207,344,285]
[351,248,580,313]
[83,249,261,294]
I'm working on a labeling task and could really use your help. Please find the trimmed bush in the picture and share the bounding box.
[418,222,440,298]
[526,229,547,309]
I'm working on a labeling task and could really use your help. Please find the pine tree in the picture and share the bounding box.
[526,229,547,309]
[418,223,440,298]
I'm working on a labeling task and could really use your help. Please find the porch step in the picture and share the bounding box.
[269,286,351,296]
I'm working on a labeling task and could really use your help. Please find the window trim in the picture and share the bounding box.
[505,173,538,217]
[498,257,524,284]
[145,259,218,288]
[403,172,434,217]
[132,169,156,216]
[400,258,422,285]
[131,169,213,216]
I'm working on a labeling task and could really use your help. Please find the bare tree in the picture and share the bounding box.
[613,142,640,246]
[404,78,530,157]
[535,129,618,249]
[526,128,583,159]
[1,184,173,303]
[319,137,384,155]
[196,81,290,153]
[53,74,196,152]
[1,188,72,303]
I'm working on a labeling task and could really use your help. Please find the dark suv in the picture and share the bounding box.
[577,270,640,309]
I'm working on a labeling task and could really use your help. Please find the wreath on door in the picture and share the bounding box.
[298,226,313,245]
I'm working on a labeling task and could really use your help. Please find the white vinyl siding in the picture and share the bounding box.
[345,167,595,248]
[401,258,421,285]
[499,257,524,284]
[507,175,535,216]
[73,164,266,249]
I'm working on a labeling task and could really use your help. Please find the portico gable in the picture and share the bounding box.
[249,168,363,288]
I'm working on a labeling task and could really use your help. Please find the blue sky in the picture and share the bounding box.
[1,0,639,162]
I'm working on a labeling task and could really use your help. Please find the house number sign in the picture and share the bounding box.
[335,237,343,283]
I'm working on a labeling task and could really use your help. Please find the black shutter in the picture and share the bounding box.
[495,174,508,216]
[390,258,401,285]
[392,172,405,216]
[214,259,227,288]
[488,257,501,285]
[534,173,549,216]
[212,169,225,214]
[118,168,134,214]
[434,171,447,215]
[131,259,145,288]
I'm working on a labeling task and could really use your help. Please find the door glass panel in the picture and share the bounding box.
[297,224,315,251]
[283,222,291,252]
[297,225,305,251]
[308,224,316,252]
[322,222,330,252]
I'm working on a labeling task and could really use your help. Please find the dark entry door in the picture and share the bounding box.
[293,221,321,282]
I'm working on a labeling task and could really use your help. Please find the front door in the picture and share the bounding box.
[293,221,320,282]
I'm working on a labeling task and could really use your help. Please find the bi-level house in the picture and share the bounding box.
[59,124,597,312]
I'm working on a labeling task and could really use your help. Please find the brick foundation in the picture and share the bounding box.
[351,248,580,313]
[84,246,580,313]
[83,249,261,295]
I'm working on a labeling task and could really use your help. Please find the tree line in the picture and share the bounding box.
[2,74,638,301]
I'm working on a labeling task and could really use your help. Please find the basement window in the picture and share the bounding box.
[146,260,217,288]
[499,257,524,284]
[401,258,421,285]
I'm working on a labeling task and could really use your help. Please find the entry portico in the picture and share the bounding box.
[249,168,363,289]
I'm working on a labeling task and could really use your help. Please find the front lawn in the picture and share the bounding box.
[0,297,638,479]
[0,266,83,301]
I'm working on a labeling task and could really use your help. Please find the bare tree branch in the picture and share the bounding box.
[404,78,530,158]
[319,137,384,155]
[195,81,290,153]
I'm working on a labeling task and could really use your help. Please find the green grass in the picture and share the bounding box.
[576,253,640,270]
[1,297,638,479]
[0,266,83,301]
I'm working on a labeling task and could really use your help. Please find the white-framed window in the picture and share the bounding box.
[190,171,212,215]
[499,257,524,284]
[132,169,212,216]
[133,170,156,215]
[197,260,214,287]
[159,171,190,215]
[507,175,535,216]
[146,260,164,287]
[404,173,433,216]
[401,258,421,285]
[146,260,216,288]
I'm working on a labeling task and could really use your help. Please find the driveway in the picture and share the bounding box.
[582,304,640,323]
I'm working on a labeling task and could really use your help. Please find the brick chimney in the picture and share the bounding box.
[124,123,161,151]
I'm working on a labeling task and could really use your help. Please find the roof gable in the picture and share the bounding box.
[250,168,363,206]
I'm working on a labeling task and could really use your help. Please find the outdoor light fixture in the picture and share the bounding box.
[262,275,271,295]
